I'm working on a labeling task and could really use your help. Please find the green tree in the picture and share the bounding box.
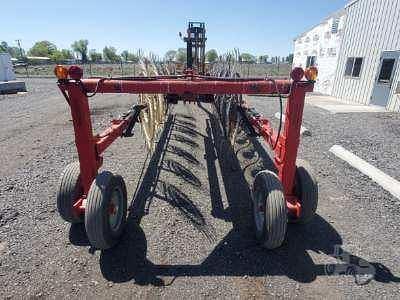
[205,49,218,63]
[103,46,120,62]
[89,49,102,62]
[50,50,64,62]
[28,41,57,57]
[240,53,256,63]
[50,49,73,62]
[164,50,177,62]
[71,39,89,63]
[0,41,22,58]
[175,48,187,64]
[120,50,139,63]
[258,55,269,64]
[0,41,8,53]
[271,56,279,64]
[61,49,73,59]
[121,50,130,62]
[286,53,294,63]
[127,52,139,63]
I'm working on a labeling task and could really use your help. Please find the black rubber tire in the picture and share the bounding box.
[85,171,127,250]
[290,159,318,224]
[56,162,84,223]
[252,170,287,249]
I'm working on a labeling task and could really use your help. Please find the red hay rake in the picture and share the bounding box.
[55,23,319,250]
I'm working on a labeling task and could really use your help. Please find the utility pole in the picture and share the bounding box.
[16,39,29,77]
[15,39,24,59]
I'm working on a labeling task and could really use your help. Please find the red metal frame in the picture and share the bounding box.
[80,77,292,95]
[248,80,313,217]
[57,66,313,219]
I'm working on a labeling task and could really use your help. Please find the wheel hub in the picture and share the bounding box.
[108,188,123,231]
[253,188,265,233]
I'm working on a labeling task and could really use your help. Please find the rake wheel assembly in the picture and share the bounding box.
[54,22,318,250]
[137,59,168,152]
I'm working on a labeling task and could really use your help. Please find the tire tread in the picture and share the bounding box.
[292,159,318,224]
[85,172,127,250]
[57,162,83,223]
[253,170,287,250]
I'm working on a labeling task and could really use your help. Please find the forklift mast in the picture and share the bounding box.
[184,22,207,74]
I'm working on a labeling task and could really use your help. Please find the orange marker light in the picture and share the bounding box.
[305,67,318,82]
[54,65,69,80]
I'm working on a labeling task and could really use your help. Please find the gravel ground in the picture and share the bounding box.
[0,78,399,299]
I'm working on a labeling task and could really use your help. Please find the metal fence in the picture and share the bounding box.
[14,62,291,78]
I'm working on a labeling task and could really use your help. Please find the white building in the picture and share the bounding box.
[293,9,346,95]
[0,53,26,94]
[293,0,400,112]
[332,0,400,111]
[0,53,16,82]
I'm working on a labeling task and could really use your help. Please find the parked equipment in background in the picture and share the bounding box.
[0,53,26,94]
[183,22,207,74]
[54,22,319,251]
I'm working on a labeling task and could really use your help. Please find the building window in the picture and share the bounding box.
[353,58,363,77]
[313,34,319,41]
[305,37,311,43]
[306,56,317,68]
[327,48,337,57]
[378,59,396,83]
[331,18,340,34]
[325,32,331,39]
[345,57,363,78]
[297,38,302,44]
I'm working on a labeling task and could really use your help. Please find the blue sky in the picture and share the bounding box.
[2,0,349,57]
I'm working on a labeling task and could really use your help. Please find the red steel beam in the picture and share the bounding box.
[80,78,292,95]
[94,119,130,155]
[62,83,101,197]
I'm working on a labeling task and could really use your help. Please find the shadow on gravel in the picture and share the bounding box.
[175,113,195,121]
[156,180,216,242]
[167,144,200,165]
[97,112,215,285]
[171,133,199,149]
[173,123,200,138]
[80,106,400,287]
[162,159,202,188]
[174,118,197,128]
[69,223,90,246]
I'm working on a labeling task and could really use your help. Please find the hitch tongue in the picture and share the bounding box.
[122,104,147,137]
